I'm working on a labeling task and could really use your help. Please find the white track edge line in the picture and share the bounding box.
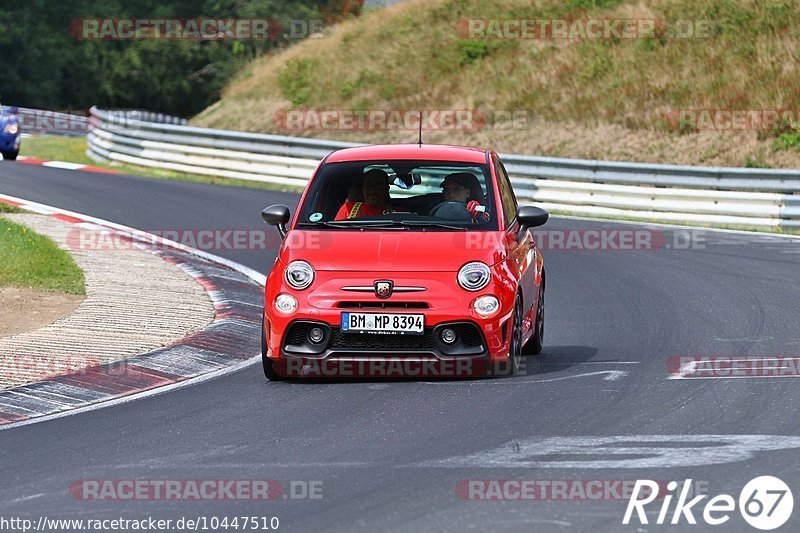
[0,356,259,431]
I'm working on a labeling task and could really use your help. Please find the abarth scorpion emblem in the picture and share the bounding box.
[374,280,393,299]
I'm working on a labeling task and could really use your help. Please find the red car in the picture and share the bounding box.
[260,144,548,380]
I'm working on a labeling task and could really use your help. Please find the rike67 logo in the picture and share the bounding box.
[624,476,793,530]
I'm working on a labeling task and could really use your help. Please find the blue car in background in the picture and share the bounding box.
[0,104,21,160]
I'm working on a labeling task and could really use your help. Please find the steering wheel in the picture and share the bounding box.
[428,201,467,217]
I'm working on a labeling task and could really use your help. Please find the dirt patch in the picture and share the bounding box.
[0,287,84,338]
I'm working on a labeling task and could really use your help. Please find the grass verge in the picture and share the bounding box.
[0,203,22,213]
[0,216,86,295]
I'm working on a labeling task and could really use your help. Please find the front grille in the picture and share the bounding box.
[329,328,438,352]
[336,301,429,309]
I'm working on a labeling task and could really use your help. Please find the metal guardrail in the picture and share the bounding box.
[13,107,90,136]
[87,106,800,229]
[2,107,186,137]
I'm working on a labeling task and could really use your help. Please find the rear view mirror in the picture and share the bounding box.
[393,173,422,190]
[261,205,290,239]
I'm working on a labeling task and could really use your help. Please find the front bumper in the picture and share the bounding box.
[263,269,518,376]
[0,133,20,152]
[281,319,488,359]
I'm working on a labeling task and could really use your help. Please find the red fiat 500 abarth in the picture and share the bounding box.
[260,144,548,380]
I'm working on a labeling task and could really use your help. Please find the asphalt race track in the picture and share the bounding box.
[2,161,800,532]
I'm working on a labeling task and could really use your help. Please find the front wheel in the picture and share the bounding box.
[1,150,18,161]
[494,296,524,377]
[262,353,287,381]
[261,311,287,381]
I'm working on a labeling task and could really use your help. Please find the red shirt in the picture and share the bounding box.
[334,201,391,220]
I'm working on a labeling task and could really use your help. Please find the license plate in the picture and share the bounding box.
[341,312,424,335]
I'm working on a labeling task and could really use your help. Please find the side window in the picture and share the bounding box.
[494,159,518,227]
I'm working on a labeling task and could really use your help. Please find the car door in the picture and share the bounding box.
[494,154,538,333]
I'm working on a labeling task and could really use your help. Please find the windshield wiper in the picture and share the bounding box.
[396,221,468,231]
[297,220,468,231]
[296,220,407,230]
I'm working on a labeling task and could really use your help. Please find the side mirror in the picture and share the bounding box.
[516,206,548,236]
[261,205,290,239]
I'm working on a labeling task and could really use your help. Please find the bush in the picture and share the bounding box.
[772,130,800,152]
[456,40,492,65]
[278,59,317,107]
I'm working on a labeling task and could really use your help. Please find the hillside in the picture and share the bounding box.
[193,0,800,168]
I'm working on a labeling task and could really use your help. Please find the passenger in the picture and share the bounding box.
[334,169,394,220]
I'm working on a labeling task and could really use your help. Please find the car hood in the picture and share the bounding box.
[279,230,507,272]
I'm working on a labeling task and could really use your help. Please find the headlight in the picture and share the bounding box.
[472,295,500,317]
[274,293,298,315]
[284,260,314,290]
[3,123,18,134]
[457,262,491,291]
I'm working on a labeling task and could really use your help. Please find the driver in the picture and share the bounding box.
[432,173,490,222]
[334,169,394,220]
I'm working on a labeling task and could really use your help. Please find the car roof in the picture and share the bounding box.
[324,144,489,164]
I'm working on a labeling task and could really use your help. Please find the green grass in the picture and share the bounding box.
[20,136,302,193]
[772,130,800,152]
[189,0,800,169]
[0,203,22,213]
[21,136,94,165]
[744,155,773,168]
[0,217,85,294]
[199,0,800,133]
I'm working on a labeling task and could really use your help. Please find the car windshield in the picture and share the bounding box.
[296,160,498,231]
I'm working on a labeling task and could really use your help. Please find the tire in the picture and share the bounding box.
[523,279,545,355]
[261,311,287,381]
[496,296,524,377]
[1,150,18,161]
